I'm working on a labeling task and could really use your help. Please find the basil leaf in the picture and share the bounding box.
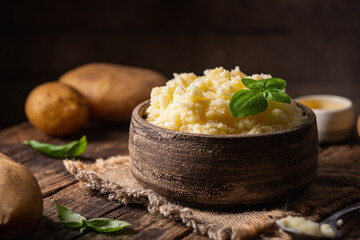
[80,226,87,233]
[241,78,264,91]
[85,218,131,233]
[66,136,87,157]
[229,77,292,117]
[259,79,269,86]
[263,89,291,103]
[230,90,268,117]
[54,201,131,234]
[54,200,86,229]
[263,78,287,90]
[24,135,87,159]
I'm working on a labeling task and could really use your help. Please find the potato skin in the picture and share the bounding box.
[0,153,43,240]
[25,82,89,136]
[58,63,167,122]
[357,115,360,137]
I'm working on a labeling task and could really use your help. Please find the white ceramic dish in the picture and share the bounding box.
[295,95,355,143]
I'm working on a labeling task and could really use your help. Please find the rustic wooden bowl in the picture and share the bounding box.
[129,100,318,208]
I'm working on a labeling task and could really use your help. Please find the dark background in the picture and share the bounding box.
[1,0,359,130]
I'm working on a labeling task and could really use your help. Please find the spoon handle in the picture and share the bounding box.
[321,202,360,224]
[320,202,360,238]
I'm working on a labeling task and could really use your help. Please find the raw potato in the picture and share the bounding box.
[357,115,360,137]
[59,63,167,122]
[0,152,43,240]
[25,82,89,136]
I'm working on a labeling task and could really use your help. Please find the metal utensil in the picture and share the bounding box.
[277,203,360,239]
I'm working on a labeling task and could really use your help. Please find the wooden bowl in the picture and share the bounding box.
[129,100,318,208]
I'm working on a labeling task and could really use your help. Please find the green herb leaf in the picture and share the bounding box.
[241,78,264,91]
[54,200,86,229]
[263,89,291,103]
[54,200,131,234]
[65,136,87,157]
[229,77,291,117]
[24,135,87,159]
[80,226,87,233]
[230,90,268,117]
[261,78,287,90]
[85,218,131,233]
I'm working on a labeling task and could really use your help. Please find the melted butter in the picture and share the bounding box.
[297,99,344,110]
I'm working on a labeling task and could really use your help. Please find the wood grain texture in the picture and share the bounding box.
[0,122,359,239]
[129,101,319,207]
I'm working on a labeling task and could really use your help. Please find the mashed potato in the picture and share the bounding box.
[145,67,307,135]
[276,216,335,238]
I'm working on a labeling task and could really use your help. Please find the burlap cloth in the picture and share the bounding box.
[63,151,360,240]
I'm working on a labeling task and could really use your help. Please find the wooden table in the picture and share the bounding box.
[0,122,359,240]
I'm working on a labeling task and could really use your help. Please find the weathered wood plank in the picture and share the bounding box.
[0,122,35,143]
[319,144,360,169]
[339,211,360,239]
[1,122,360,240]
[0,122,130,158]
[127,219,192,240]
[74,206,157,239]
[0,122,130,197]
[181,233,210,240]
[0,141,77,197]
[75,210,193,240]
[28,183,124,240]
[132,220,192,240]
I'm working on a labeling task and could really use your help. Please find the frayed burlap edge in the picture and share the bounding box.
[63,156,360,240]
[63,157,297,240]
[64,157,233,240]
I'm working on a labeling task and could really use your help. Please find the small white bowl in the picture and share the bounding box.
[295,95,355,143]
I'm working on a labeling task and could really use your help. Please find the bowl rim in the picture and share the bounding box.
[132,100,316,139]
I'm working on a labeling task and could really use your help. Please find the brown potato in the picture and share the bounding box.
[0,153,43,240]
[357,115,360,137]
[25,82,89,136]
[58,63,167,122]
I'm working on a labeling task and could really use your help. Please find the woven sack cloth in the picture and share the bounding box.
[63,151,360,240]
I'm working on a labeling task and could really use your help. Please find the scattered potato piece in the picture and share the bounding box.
[59,63,167,121]
[0,153,43,240]
[25,82,89,136]
[336,219,343,227]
